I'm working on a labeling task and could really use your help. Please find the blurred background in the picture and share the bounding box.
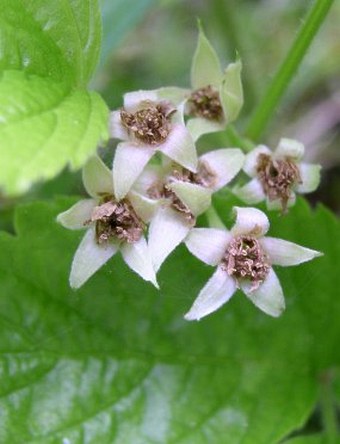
[1,0,339,230]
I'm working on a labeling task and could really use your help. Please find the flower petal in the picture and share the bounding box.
[296,163,321,193]
[219,58,243,123]
[186,116,224,142]
[120,236,159,288]
[123,89,159,112]
[260,236,323,266]
[184,268,236,321]
[185,228,231,265]
[200,148,245,191]
[169,181,212,216]
[113,142,155,200]
[160,123,198,172]
[157,87,190,105]
[56,199,96,230]
[133,164,164,195]
[233,178,265,204]
[128,190,159,223]
[109,110,129,141]
[275,138,304,160]
[148,206,192,272]
[70,227,118,289]
[266,193,296,211]
[82,156,113,198]
[190,25,222,89]
[231,206,269,237]
[243,145,271,177]
[241,268,285,317]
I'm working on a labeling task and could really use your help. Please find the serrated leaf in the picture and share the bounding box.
[0,71,108,195]
[0,197,339,443]
[0,0,102,86]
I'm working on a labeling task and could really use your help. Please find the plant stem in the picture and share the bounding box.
[246,0,334,141]
[205,206,225,229]
[319,370,338,443]
[225,125,254,152]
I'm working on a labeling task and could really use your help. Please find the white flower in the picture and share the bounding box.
[56,156,158,289]
[184,207,322,320]
[234,138,321,212]
[109,89,198,201]
[135,148,244,272]
[185,25,243,141]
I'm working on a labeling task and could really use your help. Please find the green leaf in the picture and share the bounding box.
[0,71,108,195]
[0,197,339,442]
[0,0,102,86]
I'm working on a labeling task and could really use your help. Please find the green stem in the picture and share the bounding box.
[205,206,226,229]
[225,125,254,152]
[246,0,334,141]
[319,371,338,443]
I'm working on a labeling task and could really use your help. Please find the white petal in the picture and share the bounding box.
[296,163,321,193]
[123,89,159,112]
[200,148,245,191]
[70,228,118,289]
[160,123,198,172]
[185,228,231,265]
[184,268,236,321]
[260,237,323,266]
[231,206,269,237]
[148,206,192,272]
[109,110,129,141]
[219,58,243,123]
[133,164,164,195]
[128,190,159,223]
[233,178,265,204]
[82,156,113,198]
[275,138,304,160]
[56,199,96,230]
[190,25,222,89]
[243,145,271,177]
[241,268,285,317]
[121,237,158,288]
[186,116,224,142]
[169,181,212,216]
[157,87,190,105]
[113,142,155,200]
[266,193,296,211]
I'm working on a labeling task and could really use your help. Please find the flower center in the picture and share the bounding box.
[188,85,223,121]
[222,235,270,290]
[90,196,144,244]
[169,162,217,189]
[120,101,175,145]
[256,153,302,210]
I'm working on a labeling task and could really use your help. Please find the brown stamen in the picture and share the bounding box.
[169,161,217,189]
[88,196,144,244]
[221,235,270,290]
[256,153,302,211]
[188,85,223,121]
[120,101,175,145]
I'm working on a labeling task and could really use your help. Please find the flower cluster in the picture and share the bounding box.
[57,27,322,321]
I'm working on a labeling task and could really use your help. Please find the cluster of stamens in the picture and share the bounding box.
[188,85,223,121]
[88,196,144,244]
[120,101,175,145]
[256,153,302,211]
[170,162,216,189]
[222,235,270,290]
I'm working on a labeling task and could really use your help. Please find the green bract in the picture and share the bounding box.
[0,0,109,195]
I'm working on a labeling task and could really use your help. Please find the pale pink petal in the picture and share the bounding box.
[70,227,118,289]
[169,181,212,216]
[148,206,192,273]
[133,164,165,195]
[123,90,159,113]
[231,206,269,237]
[109,110,129,141]
[243,145,271,177]
[200,148,244,191]
[82,156,113,198]
[185,228,231,265]
[275,138,304,160]
[260,237,322,266]
[120,237,158,288]
[296,163,321,193]
[184,268,236,321]
[128,190,159,223]
[56,199,96,230]
[113,142,155,200]
[157,87,190,105]
[241,268,285,317]
[160,123,198,172]
[186,116,224,142]
[233,178,265,204]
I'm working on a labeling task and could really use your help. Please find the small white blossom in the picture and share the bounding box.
[234,138,321,212]
[135,148,244,272]
[184,207,322,320]
[57,156,158,289]
[109,89,197,201]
